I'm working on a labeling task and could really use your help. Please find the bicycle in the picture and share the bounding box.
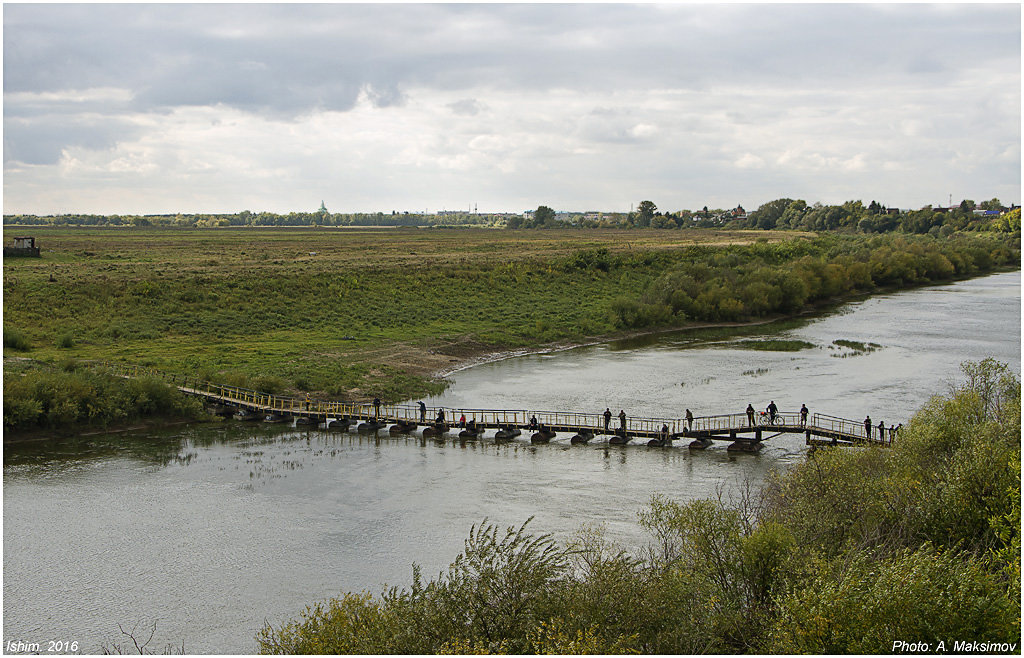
[757,411,783,427]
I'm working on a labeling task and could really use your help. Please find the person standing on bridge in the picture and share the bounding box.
[373,397,381,419]
[878,420,885,440]
[619,410,627,434]
[603,408,612,433]
[864,415,872,439]
[685,409,694,431]
[459,413,466,429]
[767,400,778,424]
[746,403,755,426]
[418,401,426,423]
[800,404,808,426]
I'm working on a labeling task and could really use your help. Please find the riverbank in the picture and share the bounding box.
[3,227,1018,406]
[427,264,1022,381]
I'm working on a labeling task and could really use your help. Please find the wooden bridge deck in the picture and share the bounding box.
[104,364,896,448]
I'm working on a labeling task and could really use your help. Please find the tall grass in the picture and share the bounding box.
[3,367,207,432]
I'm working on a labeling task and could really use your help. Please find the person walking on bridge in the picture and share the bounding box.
[800,404,808,427]
[746,403,755,426]
[603,408,612,433]
[685,409,694,431]
[418,401,426,423]
[864,415,872,439]
[619,410,627,434]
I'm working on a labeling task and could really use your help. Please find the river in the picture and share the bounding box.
[3,270,1019,653]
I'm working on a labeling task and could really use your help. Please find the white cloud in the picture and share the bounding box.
[735,153,765,169]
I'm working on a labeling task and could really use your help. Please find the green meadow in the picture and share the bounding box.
[3,226,1018,412]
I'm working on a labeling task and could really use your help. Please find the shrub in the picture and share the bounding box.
[4,327,31,351]
[766,546,1018,653]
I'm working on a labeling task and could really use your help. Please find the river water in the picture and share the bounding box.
[3,271,1019,654]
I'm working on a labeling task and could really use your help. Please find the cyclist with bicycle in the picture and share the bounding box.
[766,400,778,424]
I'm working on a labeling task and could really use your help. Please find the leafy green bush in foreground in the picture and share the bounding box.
[257,359,1020,654]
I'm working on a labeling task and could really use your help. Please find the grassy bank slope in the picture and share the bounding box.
[3,227,1018,404]
[0,227,797,400]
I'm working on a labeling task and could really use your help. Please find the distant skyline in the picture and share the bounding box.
[4,3,1020,215]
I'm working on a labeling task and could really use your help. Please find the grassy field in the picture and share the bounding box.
[3,226,793,401]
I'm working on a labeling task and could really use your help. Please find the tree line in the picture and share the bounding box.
[1,210,509,228]
[7,196,1018,234]
[554,197,1019,234]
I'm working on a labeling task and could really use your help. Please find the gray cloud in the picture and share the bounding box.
[6,4,1019,111]
[2,3,1019,212]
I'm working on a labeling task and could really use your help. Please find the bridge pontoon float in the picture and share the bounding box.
[389,419,419,434]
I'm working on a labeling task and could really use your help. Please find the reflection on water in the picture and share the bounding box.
[3,271,1019,654]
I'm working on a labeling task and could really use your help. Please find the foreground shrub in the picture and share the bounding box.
[766,546,1018,653]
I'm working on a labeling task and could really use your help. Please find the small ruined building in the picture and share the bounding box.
[4,236,40,257]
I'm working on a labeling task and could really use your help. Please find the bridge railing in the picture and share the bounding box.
[812,413,868,440]
[691,413,750,432]
[525,410,605,431]
[625,416,683,436]
[811,413,894,444]
[425,408,531,427]
[691,411,804,431]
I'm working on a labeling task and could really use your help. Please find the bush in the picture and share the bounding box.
[766,546,1018,653]
[3,368,206,432]
[4,327,31,351]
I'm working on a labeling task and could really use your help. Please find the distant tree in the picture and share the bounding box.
[778,200,808,229]
[980,198,1003,211]
[749,198,794,230]
[636,200,657,228]
[533,206,556,228]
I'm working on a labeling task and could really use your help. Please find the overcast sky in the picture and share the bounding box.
[3,3,1020,215]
